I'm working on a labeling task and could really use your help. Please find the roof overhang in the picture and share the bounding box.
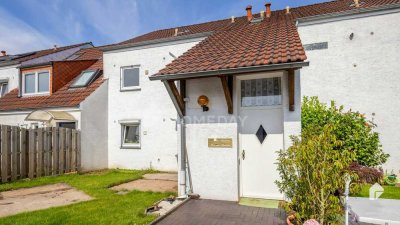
[101,32,213,52]
[149,61,310,81]
[25,110,76,123]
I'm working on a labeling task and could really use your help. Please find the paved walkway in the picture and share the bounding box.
[154,199,287,225]
[349,197,400,224]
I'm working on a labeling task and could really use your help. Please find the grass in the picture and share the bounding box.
[0,169,174,225]
[352,184,400,200]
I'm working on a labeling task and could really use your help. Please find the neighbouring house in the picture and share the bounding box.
[0,47,108,171]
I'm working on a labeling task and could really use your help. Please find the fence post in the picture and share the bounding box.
[11,126,18,181]
[52,127,59,175]
[20,128,27,179]
[1,125,10,182]
[71,130,77,172]
[77,130,81,172]
[59,128,65,174]
[65,129,71,173]
[28,129,36,179]
[36,128,44,178]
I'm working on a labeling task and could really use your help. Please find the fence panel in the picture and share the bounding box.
[0,125,80,183]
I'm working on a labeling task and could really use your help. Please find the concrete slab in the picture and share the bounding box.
[349,197,400,225]
[0,183,92,217]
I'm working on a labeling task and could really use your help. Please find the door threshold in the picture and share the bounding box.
[239,197,281,209]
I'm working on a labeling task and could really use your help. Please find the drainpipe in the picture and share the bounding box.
[180,117,187,195]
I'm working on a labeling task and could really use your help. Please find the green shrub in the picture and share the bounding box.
[276,125,357,225]
[302,96,389,167]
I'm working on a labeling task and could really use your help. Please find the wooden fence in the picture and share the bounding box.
[0,125,81,183]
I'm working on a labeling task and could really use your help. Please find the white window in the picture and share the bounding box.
[70,70,99,88]
[120,120,141,149]
[0,81,8,97]
[241,77,282,107]
[22,71,50,95]
[56,122,77,129]
[121,66,140,90]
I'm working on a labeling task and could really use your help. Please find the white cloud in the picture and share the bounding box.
[0,7,56,54]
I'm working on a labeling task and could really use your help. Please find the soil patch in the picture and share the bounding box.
[0,183,92,217]
[111,173,177,193]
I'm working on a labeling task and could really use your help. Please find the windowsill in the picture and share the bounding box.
[120,145,141,149]
[120,86,141,92]
[22,92,50,97]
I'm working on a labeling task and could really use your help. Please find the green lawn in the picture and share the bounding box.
[352,184,400,200]
[0,169,173,225]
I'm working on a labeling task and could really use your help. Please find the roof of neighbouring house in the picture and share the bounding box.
[0,48,104,111]
[107,0,399,78]
[0,42,93,68]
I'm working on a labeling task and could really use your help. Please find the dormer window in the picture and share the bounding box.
[70,69,99,88]
[22,71,50,96]
[0,81,8,97]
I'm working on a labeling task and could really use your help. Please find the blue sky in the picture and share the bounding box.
[0,0,329,54]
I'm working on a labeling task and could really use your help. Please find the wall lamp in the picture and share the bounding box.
[197,95,209,112]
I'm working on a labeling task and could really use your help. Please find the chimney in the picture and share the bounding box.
[231,16,235,23]
[260,11,265,20]
[246,5,253,21]
[174,28,178,36]
[53,45,58,50]
[354,0,360,7]
[286,6,290,14]
[265,2,271,18]
[1,50,6,56]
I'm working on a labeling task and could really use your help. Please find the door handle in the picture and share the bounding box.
[241,150,245,160]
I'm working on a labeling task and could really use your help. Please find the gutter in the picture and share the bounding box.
[101,32,213,52]
[297,3,400,26]
[150,61,310,81]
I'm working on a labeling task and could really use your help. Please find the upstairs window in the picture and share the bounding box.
[0,81,8,97]
[121,66,140,90]
[23,71,50,95]
[70,70,99,88]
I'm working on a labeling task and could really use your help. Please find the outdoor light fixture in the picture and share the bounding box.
[197,95,209,112]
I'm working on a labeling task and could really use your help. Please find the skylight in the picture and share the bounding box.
[70,70,99,88]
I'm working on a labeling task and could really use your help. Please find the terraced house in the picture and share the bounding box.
[1,0,399,202]
[0,46,108,171]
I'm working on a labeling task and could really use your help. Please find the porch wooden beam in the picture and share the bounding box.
[288,69,295,111]
[163,80,185,117]
[220,76,233,114]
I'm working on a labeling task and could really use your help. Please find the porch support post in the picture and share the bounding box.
[219,76,233,114]
[163,80,185,117]
[288,69,295,111]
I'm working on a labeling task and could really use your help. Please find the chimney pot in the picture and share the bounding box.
[354,0,360,7]
[260,11,265,20]
[231,16,235,23]
[246,5,253,21]
[53,45,57,50]
[286,6,290,14]
[265,2,271,18]
[174,28,178,36]
[1,50,6,56]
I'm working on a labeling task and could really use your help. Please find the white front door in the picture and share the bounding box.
[238,74,284,200]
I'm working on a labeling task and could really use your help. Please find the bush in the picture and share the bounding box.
[349,162,383,184]
[302,96,389,167]
[276,125,356,225]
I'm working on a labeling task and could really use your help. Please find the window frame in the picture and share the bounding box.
[0,81,8,97]
[120,65,141,91]
[119,120,141,149]
[56,121,77,129]
[239,76,283,110]
[70,69,100,88]
[22,70,50,96]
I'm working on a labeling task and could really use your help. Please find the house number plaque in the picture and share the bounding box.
[208,138,233,148]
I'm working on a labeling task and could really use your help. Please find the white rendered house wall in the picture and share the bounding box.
[298,10,400,174]
[104,37,205,171]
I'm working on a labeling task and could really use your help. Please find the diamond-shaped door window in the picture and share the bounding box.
[256,125,267,144]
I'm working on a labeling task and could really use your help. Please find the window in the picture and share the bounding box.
[241,77,282,107]
[57,122,77,129]
[120,121,140,148]
[23,71,50,95]
[121,66,140,90]
[70,70,99,88]
[0,82,8,97]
